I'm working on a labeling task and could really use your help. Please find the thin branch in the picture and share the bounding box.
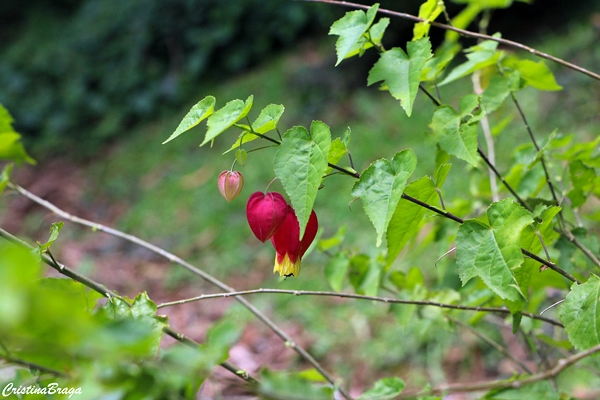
[6,183,351,400]
[396,343,600,398]
[296,0,600,81]
[445,315,532,374]
[0,226,258,385]
[155,288,563,328]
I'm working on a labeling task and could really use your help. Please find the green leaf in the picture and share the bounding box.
[456,199,534,301]
[429,97,481,166]
[131,292,158,319]
[483,380,559,400]
[368,38,433,116]
[325,252,350,292]
[259,369,333,400]
[358,377,406,400]
[329,4,379,66]
[223,132,261,154]
[352,149,417,246]
[0,162,13,197]
[512,60,562,91]
[0,132,36,166]
[439,39,502,86]
[386,165,450,267]
[201,95,253,146]
[481,74,511,113]
[413,0,444,40]
[560,274,600,351]
[507,206,561,313]
[38,221,64,253]
[274,121,331,239]
[163,96,215,144]
[325,138,347,174]
[421,42,461,81]
[252,104,285,134]
[567,160,596,208]
[386,177,437,266]
[318,225,346,251]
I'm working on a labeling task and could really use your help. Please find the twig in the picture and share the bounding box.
[296,0,600,81]
[0,226,258,385]
[445,315,532,374]
[395,343,600,398]
[6,183,351,400]
[154,288,563,328]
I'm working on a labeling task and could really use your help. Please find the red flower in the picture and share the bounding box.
[218,171,244,202]
[246,191,289,242]
[270,207,318,278]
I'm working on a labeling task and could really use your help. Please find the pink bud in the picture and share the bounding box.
[246,191,289,242]
[218,171,244,202]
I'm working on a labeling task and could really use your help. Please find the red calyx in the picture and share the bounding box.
[246,191,289,242]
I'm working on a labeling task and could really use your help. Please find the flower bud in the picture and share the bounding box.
[218,171,244,202]
[270,207,318,278]
[246,191,289,242]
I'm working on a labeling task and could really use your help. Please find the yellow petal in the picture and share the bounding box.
[273,253,301,278]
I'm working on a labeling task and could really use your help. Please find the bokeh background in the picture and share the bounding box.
[2,0,600,398]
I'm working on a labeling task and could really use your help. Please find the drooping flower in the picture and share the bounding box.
[270,207,318,278]
[246,191,289,242]
[218,170,244,202]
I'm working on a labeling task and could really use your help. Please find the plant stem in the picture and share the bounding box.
[155,288,563,328]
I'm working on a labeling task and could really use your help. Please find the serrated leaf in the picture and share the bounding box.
[325,252,350,292]
[252,104,285,134]
[131,292,158,319]
[0,132,36,166]
[560,274,600,351]
[352,149,417,247]
[513,60,562,91]
[344,18,390,59]
[329,4,379,66]
[413,0,444,40]
[358,377,406,400]
[421,42,461,81]
[439,39,501,86]
[456,199,534,301]
[429,102,480,167]
[274,121,331,239]
[201,95,253,146]
[223,132,260,154]
[368,38,433,116]
[163,96,215,144]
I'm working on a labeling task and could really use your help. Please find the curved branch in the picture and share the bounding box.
[297,0,600,81]
[155,288,563,328]
[6,183,351,400]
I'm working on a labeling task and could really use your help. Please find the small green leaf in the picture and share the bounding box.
[422,42,461,81]
[413,0,444,40]
[252,104,285,134]
[352,149,417,247]
[456,199,534,301]
[358,377,406,400]
[429,101,480,167]
[329,4,379,66]
[325,138,347,174]
[439,39,501,86]
[38,221,64,253]
[0,132,36,166]
[131,292,158,319]
[163,96,215,144]
[560,274,600,351]
[513,60,562,91]
[483,380,560,400]
[0,162,13,197]
[274,121,331,239]
[325,252,350,292]
[368,38,433,116]
[201,95,253,146]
